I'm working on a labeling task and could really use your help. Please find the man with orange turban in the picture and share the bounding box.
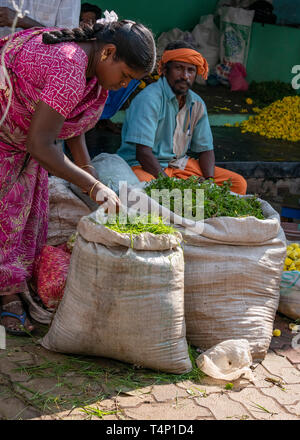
[117,41,247,195]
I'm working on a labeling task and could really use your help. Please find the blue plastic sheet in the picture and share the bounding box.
[100,79,140,120]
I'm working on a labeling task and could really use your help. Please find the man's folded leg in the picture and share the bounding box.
[132,160,247,195]
[168,159,247,195]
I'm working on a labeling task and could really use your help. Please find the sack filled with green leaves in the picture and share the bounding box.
[41,211,192,374]
[131,176,287,361]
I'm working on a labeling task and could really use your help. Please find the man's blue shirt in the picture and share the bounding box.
[117,76,214,168]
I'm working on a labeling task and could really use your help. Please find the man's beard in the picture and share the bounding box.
[171,79,192,96]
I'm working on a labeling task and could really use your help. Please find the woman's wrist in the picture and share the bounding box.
[89,180,102,201]
[79,164,95,170]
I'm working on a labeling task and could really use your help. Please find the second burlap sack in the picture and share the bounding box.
[179,199,286,362]
[41,214,192,374]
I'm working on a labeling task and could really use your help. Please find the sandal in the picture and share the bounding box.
[0,300,34,336]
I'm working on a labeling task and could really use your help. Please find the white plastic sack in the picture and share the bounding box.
[156,28,196,59]
[196,339,253,381]
[41,212,192,374]
[92,153,140,195]
[191,15,220,84]
[70,153,140,210]
[278,270,300,320]
[219,6,255,66]
[47,177,91,246]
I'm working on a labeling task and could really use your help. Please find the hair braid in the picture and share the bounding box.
[42,25,96,44]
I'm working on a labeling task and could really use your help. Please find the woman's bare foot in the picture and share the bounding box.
[0,294,34,335]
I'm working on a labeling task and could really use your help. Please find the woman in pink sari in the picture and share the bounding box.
[0,19,156,334]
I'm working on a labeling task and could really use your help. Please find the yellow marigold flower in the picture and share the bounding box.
[246,98,253,105]
[285,257,292,266]
[289,250,298,260]
[139,80,146,89]
[273,329,281,337]
[239,96,300,142]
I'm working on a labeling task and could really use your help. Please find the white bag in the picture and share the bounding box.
[41,212,192,374]
[47,177,91,246]
[278,270,300,320]
[70,153,140,210]
[156,28,195,58]
[196,339,253,381]
[191,15,220,84]
[92,153,140,195]
[219,6,255,66]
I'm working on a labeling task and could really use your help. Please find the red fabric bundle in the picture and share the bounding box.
[229,63,249,91]
[32,245,71,310]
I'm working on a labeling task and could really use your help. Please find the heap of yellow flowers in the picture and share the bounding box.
[284,243,300,271]
[239,96,300,142]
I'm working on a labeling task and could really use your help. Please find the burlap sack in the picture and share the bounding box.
[47,177,91,246]
[41,215,192,374]
[179,199,286,361]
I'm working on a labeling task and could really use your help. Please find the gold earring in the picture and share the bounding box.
[101,53,107,61]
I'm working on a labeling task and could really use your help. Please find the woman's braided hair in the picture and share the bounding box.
[42,21,156,74]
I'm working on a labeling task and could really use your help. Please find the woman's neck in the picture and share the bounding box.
[76,41,98,78]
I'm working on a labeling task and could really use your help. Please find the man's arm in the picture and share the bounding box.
[198,149,215,179]
[136,144,168,178]
[0,7,44,29]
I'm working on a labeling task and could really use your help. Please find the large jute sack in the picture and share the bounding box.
[41,214,192,374]
[47,177,91,246]
[179,199,286,361]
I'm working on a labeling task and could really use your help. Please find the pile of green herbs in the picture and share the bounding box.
[144,175,265,220]
[104,213,176,236]
[247,80,298,108]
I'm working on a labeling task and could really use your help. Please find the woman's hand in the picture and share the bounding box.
[90,181,121,213]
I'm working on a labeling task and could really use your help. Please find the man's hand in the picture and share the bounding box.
[198,150,215,180]
[0,7,17,28]
[136,144,167,179]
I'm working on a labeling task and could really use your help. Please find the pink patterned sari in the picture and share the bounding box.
[0,28,108,294]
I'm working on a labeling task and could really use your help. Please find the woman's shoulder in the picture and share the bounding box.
[27,29,88,68]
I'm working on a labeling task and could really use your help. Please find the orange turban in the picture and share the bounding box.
[158,48,209,80]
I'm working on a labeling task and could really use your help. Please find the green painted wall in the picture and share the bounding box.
[246,22,300,84]
[82,1,300,84]
[81,0,219,36]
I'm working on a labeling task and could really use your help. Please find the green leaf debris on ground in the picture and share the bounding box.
[6,330,206,417]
